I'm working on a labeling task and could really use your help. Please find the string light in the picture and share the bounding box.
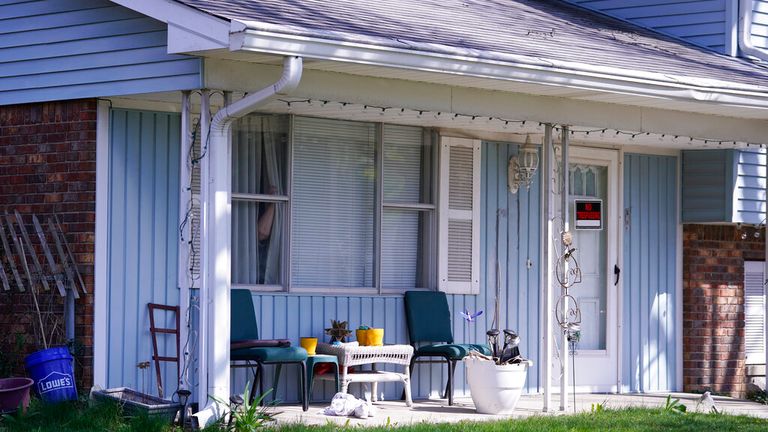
[274,98,750,147]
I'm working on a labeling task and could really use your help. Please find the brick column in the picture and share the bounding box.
[0,100,96,389]
[683,224,764,398]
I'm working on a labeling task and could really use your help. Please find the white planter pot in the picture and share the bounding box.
[464,356,531,414]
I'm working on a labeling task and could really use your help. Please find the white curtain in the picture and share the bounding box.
[232,115,284,285]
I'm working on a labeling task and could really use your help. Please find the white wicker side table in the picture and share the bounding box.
[316,342,414,407]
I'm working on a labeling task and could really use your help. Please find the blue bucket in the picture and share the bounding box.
[24,347,77,403]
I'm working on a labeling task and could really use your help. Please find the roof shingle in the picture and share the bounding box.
[174,0,768,88]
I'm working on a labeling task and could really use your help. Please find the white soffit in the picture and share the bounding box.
[202,48,768,121]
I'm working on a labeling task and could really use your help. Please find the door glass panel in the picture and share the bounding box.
[569,164,607,350]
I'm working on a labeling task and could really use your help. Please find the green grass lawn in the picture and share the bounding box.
[1,400,767,432]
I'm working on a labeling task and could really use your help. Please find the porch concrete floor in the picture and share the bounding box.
[273,393,768,426]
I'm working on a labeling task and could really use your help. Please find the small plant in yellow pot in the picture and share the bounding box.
[356,326,370,346]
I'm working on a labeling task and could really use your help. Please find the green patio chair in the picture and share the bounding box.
[404,291,491,406]
[230,289,308,411]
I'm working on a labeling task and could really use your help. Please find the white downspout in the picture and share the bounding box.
[192,56,303,428]
[739,0,768,61]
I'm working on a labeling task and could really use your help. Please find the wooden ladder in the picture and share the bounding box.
[147,303,180,399]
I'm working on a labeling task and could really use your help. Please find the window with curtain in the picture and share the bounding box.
[231,114,288,286]
[231,115,436,292]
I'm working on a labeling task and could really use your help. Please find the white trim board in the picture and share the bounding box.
[93,100,111,388]
[108,0,229,52]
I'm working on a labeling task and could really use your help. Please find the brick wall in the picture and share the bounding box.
[683,224,764,398]
[0,100,96,389]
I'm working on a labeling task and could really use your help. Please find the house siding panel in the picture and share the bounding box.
[567,0,728,53]
[232,141,542,403]
[682,149,765,224]
[106,109,181,395]
[751,0,768,50]
[623,153,678,392]
[734,149,766,224]
[0,0,201,106]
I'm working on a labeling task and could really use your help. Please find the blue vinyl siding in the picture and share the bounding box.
[106,109,181,395]
[622,153,678,392]
[681,149,766,224]
[231,141,542,403]
[567,0,728,53]
[751,0,768,50]
[0,0,201,105]
[734,149,767,224]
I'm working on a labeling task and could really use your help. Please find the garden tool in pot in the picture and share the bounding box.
[486,329,500,359]
[500,329,521,364]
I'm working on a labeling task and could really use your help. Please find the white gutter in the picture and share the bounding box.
[739,0,768,62]
[192,56,303,428]
[230,21,768,111]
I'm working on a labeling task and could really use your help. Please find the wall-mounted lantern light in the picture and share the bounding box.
[508,134,540,193]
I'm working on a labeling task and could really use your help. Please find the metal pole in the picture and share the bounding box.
[541,124,554,412]
[65,285,75,341]
[560,126,570,412]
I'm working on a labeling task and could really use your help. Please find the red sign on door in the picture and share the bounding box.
[575,200,602,230]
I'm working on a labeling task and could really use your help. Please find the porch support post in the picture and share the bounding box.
[193,57,303,427]
[197,89,211,407]
[178,90,192,391]
[560,126,570,412]
[541,124,555,412]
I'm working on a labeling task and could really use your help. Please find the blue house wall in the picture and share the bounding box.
[734,149,767,224]
[105,108,181,394]
[566,0,731,54]
[0,0,202,105]
[750,0,768,49]
[681,149,766,224]
[623,153,679,392]
[232,141,543,402]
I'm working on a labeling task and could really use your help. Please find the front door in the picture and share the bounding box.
[552,147,619,393]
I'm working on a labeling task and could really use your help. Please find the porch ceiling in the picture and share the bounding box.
[201,49,768,122]
[199,58,768,147]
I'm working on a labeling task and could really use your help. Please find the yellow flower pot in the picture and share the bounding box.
[367,328,384,346]
[300,337,318,356]
[356,329,369,346]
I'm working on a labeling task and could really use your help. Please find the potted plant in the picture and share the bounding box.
[324,320,352,343]
[463,329,533,415]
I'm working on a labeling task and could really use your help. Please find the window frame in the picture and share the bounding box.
[230,114,293,292]
[233,114,439,294]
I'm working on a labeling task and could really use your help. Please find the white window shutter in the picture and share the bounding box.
[744,261,765,364]
[438,137,481,294]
